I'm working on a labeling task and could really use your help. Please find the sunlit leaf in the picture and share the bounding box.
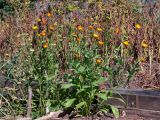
[76,101,86,109]
[64,98,76,108]
[98,92,108,100]
[111,105,119,118]
[62,83,75,89]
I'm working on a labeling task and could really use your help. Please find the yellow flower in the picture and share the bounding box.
[96,58,102,64]
[141,40,148,48]
[123,41,129,46]
[98,41,104,46]
[142,43,148,48]
[37,18,41,22]
[37,33,41,37]
[43,43,48,48]
[96,27,103,32]
[32,25,38,30]
[135,23,141,29]
[93,33,99,39]
[77,25,84,31]
[47,13,52,17]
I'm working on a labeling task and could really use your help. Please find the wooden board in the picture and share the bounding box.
[106,88,160,112]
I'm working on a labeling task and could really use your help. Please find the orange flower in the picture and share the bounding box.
[96,58,102,64]
[43,43,48,48]
[88,25,94,30]
[77,25,84,31]
[115,27,119,34]
[98,41,104,46]
[47,13,52,17]
[41,30,46,36]
[135,23,141,29]
[93,33,99,39]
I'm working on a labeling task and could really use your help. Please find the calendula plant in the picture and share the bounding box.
[59,29,121,117]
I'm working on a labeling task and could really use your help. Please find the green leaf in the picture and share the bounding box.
[76,88,85,95]
[64,98,76,108]
[93,77,106,86]
[76,101,86,109]
[62,84,75,89]
[98,92,108,100]
[111,106,119,118]
[100,108,109,113]
[78,65,85,73]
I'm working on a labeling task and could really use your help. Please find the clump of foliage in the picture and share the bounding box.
[0,0,160,119]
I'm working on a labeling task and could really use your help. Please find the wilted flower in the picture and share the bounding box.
[75,53,80,59]
[49,25,54,31]
[41,18,47,25]
[76,37,80,43]
[89,18,94,21]
[139,57,145,62]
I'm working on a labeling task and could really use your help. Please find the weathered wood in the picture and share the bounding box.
[111,88,160,97]
[107,88,160,112]
[119,107,160,120]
